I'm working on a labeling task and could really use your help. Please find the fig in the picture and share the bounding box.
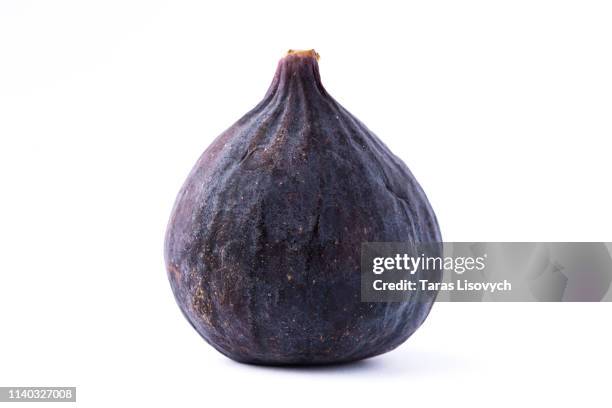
[165,49,441,365]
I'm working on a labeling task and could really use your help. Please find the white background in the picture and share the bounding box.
[1,1,611,407]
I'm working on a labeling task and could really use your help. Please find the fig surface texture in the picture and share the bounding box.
[165,50,441,365]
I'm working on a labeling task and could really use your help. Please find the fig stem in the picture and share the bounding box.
[285,49,320,61]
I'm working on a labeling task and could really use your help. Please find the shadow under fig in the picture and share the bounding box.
[225,348,472,376]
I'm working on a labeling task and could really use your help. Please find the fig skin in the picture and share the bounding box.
[165,50,441,365]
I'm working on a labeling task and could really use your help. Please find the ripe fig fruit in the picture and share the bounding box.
[165,49,441,365]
